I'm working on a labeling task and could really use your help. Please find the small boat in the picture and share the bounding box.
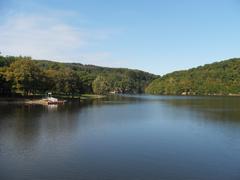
[47,97,65,105]
[43,93,66,105]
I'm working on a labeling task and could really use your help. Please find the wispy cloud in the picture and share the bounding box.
[0,10,118,66]
[79,52,125,67]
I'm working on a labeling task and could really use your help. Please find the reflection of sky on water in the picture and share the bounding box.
[1,96,240,180]
[1,96,240,146]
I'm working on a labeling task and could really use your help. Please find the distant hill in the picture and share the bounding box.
[0,56,157,96]
[145,58,240,96]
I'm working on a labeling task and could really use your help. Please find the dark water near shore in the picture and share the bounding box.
[1,95,240,180]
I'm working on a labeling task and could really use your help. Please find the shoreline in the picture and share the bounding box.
[0,94,106,105]
[1,94,240,105]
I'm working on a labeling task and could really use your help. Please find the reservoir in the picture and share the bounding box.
[1,95,240,180]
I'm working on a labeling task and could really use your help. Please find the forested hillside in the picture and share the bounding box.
[3,56,240,97]
[145,58,240,96]
[0,56,157,96]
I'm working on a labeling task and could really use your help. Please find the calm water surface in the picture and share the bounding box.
[1,95,240,180]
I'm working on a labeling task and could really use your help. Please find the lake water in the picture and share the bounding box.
[1,95,240,180]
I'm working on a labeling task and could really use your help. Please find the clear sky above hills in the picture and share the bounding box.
[1,0,240,75]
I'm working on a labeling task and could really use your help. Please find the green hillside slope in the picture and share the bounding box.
[145,58,240,96]
[0,56,157,96]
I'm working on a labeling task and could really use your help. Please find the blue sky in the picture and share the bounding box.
[1,0,240,75]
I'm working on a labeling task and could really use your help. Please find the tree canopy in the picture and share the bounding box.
[145,58,240,96]
[2,55,240,97]
[0,55,156,96]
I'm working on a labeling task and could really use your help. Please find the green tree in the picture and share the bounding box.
[92,75,111,94]
[0,68,12,96]
[6,58,44,95]
[63,69,82,97]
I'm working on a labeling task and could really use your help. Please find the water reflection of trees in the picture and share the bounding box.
[162,97,240,124]
[0,96,138,142]
[0,103,84,151]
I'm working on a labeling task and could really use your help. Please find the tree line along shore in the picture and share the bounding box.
[0,55,157,98]
[1,55,240,98]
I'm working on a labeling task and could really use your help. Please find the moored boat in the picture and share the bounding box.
[43,93,66,105]
[47,98,65,105]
